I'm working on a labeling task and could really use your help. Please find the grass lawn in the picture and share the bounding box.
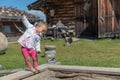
[0,38,120,70]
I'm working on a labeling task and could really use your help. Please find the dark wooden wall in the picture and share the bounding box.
[75,0,98,37]
[34,0,120,38]
[42,0,98,37]
[45,0,75,26]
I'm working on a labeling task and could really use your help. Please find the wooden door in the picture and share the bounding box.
[75,0,89,37]
[75,0,98,37]
[98,0,119,38]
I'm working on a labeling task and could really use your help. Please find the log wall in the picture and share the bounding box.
[43,0,98,37]
[31,0,120,38]
[45,0,75,26]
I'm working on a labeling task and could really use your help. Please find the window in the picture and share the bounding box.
[2,25,11,33]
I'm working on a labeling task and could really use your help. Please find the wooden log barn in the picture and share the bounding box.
[28,0,120,38]
[0,7,40,41]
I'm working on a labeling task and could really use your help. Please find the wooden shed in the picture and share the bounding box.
[28,0,120,38]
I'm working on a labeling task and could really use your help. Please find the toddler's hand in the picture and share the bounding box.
[21,11,25,16]
[37,51,41,54]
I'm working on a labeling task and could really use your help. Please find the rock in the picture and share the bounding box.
[64,37,73,46]
[50,37,55,41]
[64,42,71,46]
[72,37,79,42]
[0,64,2,69]
[45,50,56,59]
[44,45,56,51]
[44,45,57,64]
[0,32,8,54]
[47,58,56,64]
[55,62,61,65]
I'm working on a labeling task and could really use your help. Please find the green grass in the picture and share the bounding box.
[0,38,120,70]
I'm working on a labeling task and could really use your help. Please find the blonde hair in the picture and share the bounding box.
[34,20,47,27]
[36,20,48,32]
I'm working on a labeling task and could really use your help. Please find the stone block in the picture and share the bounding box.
[44,45,56,51]
[0,32,8,54]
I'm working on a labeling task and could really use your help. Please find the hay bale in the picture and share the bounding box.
[0,32,8,54]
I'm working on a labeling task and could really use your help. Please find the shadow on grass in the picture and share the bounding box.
[0,52,6,55]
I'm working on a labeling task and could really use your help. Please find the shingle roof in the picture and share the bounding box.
[0,7,40,22]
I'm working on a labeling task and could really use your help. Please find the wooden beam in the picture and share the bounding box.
[0,68,26,74]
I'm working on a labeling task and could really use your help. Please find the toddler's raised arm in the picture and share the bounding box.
[22,15,33,28]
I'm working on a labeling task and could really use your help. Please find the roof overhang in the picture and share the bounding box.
[28,0,50,10]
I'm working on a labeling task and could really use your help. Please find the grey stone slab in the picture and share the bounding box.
[44,45,56,51]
